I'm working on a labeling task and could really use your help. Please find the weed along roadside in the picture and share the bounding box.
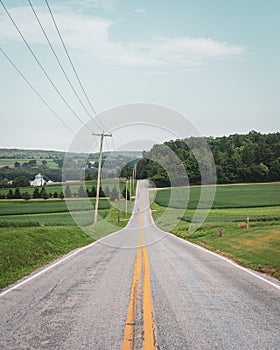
[150,183,280,281]
[1,182,280,290]
[0,197,133,290]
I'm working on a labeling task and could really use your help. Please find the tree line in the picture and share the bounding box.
[135,131,280,187]
[1,187,64,201]
[1,184,130,202]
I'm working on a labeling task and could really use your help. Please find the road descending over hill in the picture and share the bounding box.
[1,180,279,349]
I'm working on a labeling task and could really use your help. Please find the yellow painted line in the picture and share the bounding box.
[122,183,156,349]
[122,234,142,350]
[141,233,155,350]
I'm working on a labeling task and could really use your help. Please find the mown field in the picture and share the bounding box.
[151,183,280,280]
[0,158,59,169]
[154,183,280,209]
[1,182,279,290]
[0,197,133,290]
[0,199,110,217]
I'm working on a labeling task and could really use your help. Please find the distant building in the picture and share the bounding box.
[30,173,46,186]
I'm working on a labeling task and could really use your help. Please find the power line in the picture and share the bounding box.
[0,48,90,148]
[0,0,92,132]
[0,47,80,141]
[92,132,112,228]
[111,136,117,151]
[43,0,108,132]
[27,0,103,132]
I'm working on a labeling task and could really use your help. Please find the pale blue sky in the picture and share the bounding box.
[0,0,279,151]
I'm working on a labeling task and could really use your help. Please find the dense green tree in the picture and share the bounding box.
[99,186,105,197]
[40,187,49,201]
[87,185,97,198]
[22,191,31,203]
[13,176,30,187]
[64,184,72,198]
[32,187,40,199]
[29,159,37,167]
[137,131,280,186]
[122,187,130,200]
[14,188,22,199]
[78,185,87,197]
[110,186,118,201]
[0,178,9,188]
[7,189,14,199]
[269,159,280,181]
[104,185,110,198]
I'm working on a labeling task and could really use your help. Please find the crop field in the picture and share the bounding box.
[0,197,133,289]
[0,158,59,169]
[151,183,280,280]
[154,183,280,209]
[0,199,110,216]
[1,181,279,290]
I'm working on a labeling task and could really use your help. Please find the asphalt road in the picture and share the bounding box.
[0,180,279,349]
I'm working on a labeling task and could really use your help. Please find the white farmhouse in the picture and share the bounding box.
[30,173,46,186]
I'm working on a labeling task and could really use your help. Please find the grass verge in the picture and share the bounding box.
[0,226,93,289]
[151,199,280,281]
[0,198,134,290]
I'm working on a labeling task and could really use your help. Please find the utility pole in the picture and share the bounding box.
[132,166,134,195]
[118,191,120,224]
[125,179,128,215]
[93,132,112,229]
[129,176,132,201]
[132,164,136,196]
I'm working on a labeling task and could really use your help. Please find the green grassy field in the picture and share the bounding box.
[0,199,110,216]
[151,183,280,280]
[1,181,279,290]
[0,197,133,290]
[0,226,93,289]
[0,158,59,169]
[154,183,280,209]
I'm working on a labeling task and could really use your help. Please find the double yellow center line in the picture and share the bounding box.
[122,211,156,350]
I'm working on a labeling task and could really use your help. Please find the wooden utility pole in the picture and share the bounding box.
[93,132,112,229]
[125,179,128,215]
[132,164,136,196]
[132,166,134,195]
[118,191,120,224]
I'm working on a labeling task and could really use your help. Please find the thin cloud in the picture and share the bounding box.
[0,6,245,68]
[135,9,146,14]
[56,0,116,12]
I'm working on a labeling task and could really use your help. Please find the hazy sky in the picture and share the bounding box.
[0,0,279,151]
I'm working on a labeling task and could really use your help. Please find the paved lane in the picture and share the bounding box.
[0,180,279,349]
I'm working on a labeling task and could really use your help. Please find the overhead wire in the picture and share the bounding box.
[0,0,92,133]
[43,0,108,133]
[1,0,116,154]
[111,136,117,151]
[40,0,115,153]
[0,48,90,149]
[27,0,102,132]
